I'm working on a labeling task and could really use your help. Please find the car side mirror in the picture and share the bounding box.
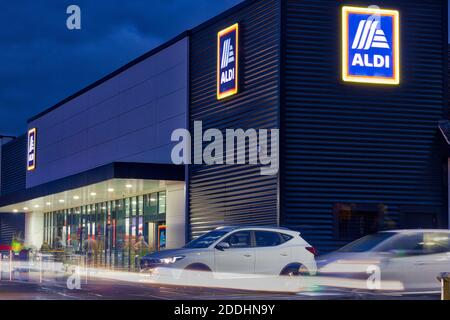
[389,249,416,258]
[387,249,402,257]
[215,242,230,251]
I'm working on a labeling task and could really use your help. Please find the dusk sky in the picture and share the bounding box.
[0,0,243,136]
[0,1,447,136]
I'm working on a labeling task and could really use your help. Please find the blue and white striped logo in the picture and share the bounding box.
[352,20,390,50]
[221,38,235,69]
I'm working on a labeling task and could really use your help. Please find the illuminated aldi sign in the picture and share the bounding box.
[217,23,239,100]
[27,128,36,171]
[342,6,400,85]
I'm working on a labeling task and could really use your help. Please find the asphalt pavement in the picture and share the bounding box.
[0,278,441,300]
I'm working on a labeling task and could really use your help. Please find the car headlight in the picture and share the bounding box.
[159,256,185,264]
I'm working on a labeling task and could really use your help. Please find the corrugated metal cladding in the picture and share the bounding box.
[448,49,450,115]
[0,214,25,246]
[282,0,448,253]
[188,0,281,239]
[1,135,26,196]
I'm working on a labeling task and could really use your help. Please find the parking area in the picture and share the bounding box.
[0,278,440,300]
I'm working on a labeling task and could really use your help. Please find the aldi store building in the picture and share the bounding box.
[0,0,448,266]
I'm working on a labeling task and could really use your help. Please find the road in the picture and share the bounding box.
[0,278,440,300]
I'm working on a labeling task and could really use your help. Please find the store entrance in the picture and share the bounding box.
[400,206,441,229]
[402,212,439,229]
[43,190,168,271]
[146,221,166,252]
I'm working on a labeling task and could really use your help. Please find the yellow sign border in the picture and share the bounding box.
[27,128,37,171]
[342,6,400,85]
[217,23,239,100]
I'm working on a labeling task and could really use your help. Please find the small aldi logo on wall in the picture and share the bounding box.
[217,23,239,100]
[27,128,36,171]
[342,6,400,85]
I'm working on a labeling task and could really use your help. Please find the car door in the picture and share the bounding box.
[214,230,255,275]
[409,232,450,290]
[384,232,450,291]
[253,231,291,275]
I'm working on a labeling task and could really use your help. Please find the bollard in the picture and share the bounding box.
[9,250,12,281]
[438,272,450,301]
[85,255,88,285]
[39,253,43,284]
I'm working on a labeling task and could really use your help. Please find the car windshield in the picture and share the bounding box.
[375,232,450,254]
[184,230,228,249]
[337,233,396,253]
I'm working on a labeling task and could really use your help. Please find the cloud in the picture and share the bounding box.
[0,0,243,135]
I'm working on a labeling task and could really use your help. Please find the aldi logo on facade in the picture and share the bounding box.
[27,128,36,171]
[217,23,239,100]
[342,6,400,85]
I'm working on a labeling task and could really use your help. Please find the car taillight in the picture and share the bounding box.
[306,246,317,256]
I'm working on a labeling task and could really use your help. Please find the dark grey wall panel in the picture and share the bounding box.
[27,38,188,189]
[189,0,281,239]
[448,49,450,116]
[0,213,25,246]
[1,135,26,196]
[282,0,448,253]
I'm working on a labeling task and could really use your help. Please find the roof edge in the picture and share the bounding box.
[0,162,185,208]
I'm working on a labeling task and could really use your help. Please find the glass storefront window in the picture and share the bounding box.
[115,199,125,268]
[158,192,166,214]
[42,191,166,269]
[149,194,158,215]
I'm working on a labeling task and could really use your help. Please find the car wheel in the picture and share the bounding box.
[139,260,149,272]
[182,264,213,286]
[281,264,309,277]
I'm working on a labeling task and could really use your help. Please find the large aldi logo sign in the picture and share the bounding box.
[27,128,36,171]
[217,23,239,100]
[342,6,400,85]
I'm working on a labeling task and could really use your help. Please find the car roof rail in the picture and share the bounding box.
[215,225,293,232]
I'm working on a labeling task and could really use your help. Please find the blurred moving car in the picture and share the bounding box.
[140,226,317,278]
[318,230,450,292]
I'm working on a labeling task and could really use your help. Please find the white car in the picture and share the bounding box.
[318,230,450,292]
[140,226,317,278]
